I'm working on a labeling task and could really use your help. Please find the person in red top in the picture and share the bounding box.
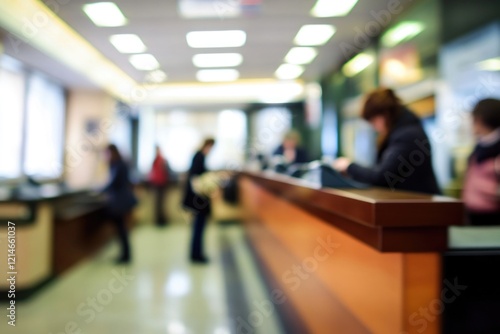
[149,145,169,226]
[462,98,500,225]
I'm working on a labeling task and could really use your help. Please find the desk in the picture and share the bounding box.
[0,187,112,299]
[240,171,464,334]
[52,196,113,276]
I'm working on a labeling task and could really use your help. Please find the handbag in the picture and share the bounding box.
[191,171,223,197]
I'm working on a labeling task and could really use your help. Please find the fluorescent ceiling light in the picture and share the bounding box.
[192,53,243,68]
[476,57,500,71]
[381,21,425,47]
[294,25,336,46]
[275,64,304,80]
[129,54,160,71]
[145,70,168,83]
[109,34,146,53]
[178,0,241,18]
[342,53,374,77]
[83,2,128,27]
[186,30,246,48]
[284,47,318,65]
[311,0,359,17]
[196,69,240,82]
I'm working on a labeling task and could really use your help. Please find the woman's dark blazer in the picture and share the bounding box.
[182,151,211,214]
[346,109,441,195]
[103,160,137,215]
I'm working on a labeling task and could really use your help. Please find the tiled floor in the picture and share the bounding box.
[0,222,284,334]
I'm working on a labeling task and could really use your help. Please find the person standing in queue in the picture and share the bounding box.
[149,145,169,226]
[462,98,500,225]
[102,144,138,264]
[332,88,441,195]
[182,138,215,263]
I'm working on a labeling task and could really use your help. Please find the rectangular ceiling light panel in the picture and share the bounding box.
[342,53,374,77]
[275,64,304,80]
[284,47,318,65]
[192,53,243,67]
[83,2,128,27]
[178,0,241,18]
[381,21,425,47]
[310,0,359,17]
[110,34,147,53]
[294,25,336,46]
[129,54,160,71]
[186,30,247,48]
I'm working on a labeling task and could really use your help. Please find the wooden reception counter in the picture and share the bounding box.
[0,186,119,300]
[239,171,464,334]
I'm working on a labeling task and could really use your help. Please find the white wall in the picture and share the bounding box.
[64,90,117,189]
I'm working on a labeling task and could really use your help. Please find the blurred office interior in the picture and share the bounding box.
[0,0,499,333]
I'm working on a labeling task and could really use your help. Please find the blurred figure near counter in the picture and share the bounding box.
[103,144,137,264]
[149,145,170,226]
[272,130,309,170]
[182,138,215,264]
[332,88,440,195]
[462,98,500,225]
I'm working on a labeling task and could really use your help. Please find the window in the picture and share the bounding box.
[138,109,248,174]
[23,73,65,180]
[250,107,292,156]
[109,105,132,162]
[0,59,25,180]
[207,109,247,170]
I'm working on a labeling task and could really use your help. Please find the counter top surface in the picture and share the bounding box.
[243,171,464,228]
[0,185,95,203]
[240,171,465,252]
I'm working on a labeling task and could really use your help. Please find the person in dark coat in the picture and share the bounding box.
[462,98,500,225]
[182,138,215,263]
[332,88,441,195]
[102,144,137,264]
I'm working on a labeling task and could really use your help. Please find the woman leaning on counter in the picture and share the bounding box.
[332,88,441,195]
